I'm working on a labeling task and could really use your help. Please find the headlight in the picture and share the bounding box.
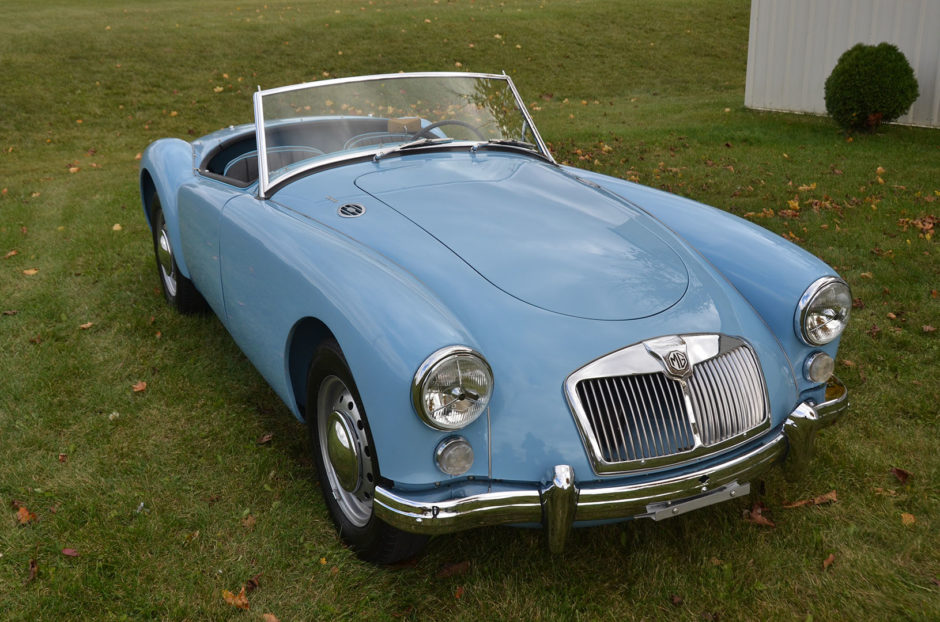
[796,277,851,346]
[412,346,493,430]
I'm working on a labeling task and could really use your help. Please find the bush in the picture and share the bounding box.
[824,42,919,131]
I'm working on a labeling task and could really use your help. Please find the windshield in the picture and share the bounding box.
[253,72,552,195]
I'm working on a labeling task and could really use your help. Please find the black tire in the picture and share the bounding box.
[150,193,207,314]
[306,340,429,564]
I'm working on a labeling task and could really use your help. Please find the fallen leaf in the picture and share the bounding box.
[134,153,142,160]
[26,559,38,584]
[3,249,17,259]
[931,577,940,587]
[454,586,465,599]
[61,548,79,557]
[901,513,916,526]
[841,360,855,368]
[784,490,837,508]
[924,325,937,333]
[241,515,256,529]
[859,272,873,279]
[886,312,896,320]
[262,615,280,622]
[744,502,775,528]
[79,322,94,330]
[112,223,122,231]
[876,166,886,175]
[437,560,471,578]
[22,268,39,276]
[58,453,67,462]
[244,573,262,594]
[16,506,37,525]
[891,467,911,485]
[823,553,835,570]
[29,335,42,344]
[132,381,147,393]
[671,594,684,606]
[222,587,250,610]
[867,324,881,338]
[873,487,897,496]
[256,433,273,445]
[2,310,18,316]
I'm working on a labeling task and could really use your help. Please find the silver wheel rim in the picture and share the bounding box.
[317,375,374,527]
[157,218,178,298]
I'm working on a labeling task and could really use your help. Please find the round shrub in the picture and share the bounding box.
[824,42,919,131]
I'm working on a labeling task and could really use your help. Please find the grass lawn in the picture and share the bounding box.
[1,0,937,619]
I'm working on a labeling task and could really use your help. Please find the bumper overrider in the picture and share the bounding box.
[375,377,849,553]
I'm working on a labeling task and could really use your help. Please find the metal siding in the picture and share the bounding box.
[745,0,940,127]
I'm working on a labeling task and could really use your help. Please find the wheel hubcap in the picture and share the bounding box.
[157,223,178,297]
[317,375,374,527]
[326,410,361,493]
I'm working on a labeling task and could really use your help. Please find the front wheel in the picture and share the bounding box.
[150,193,206,314]
[307,341,428,564]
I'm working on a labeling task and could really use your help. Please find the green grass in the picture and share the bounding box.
[1,0,937,619]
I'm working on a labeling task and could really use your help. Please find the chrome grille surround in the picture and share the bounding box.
[564,335,771,474]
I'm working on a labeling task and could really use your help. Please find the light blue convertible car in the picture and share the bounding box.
[140,72,850,563]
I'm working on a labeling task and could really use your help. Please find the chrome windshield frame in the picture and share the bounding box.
[251,72,556,198]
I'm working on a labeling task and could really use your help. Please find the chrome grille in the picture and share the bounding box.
[687,346,766,445]
[569,338,769,472]
[576,374,694,462]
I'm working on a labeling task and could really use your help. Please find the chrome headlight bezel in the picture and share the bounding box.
[412,346,494,430]
[796,276,851,346]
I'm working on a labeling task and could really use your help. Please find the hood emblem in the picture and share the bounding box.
[644,335,694,380]
[666,350,689,375]
[338,203,366,218]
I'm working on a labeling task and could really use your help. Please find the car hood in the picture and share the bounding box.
[353,156,689,320]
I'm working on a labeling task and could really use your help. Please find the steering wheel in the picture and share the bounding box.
[410,119,486,141]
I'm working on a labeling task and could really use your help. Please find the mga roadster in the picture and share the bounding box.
[140,72,850,563]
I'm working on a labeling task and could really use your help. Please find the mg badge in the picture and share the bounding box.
[667,350,689,374]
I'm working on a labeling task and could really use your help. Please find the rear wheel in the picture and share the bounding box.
[150,193,207,314]
[307,341,429,564]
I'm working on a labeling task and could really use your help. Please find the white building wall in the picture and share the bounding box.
[745,0,940,127]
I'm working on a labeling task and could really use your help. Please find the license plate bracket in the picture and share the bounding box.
[645,481,750,521]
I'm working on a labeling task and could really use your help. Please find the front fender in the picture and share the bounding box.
[216,193,485,485]
[571,167,844,399]
[140,138,195,278]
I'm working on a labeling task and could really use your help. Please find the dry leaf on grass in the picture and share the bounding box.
[79,322,94,330]
[132,381,147,393]
[61,548,78,557]
[890,467,911,485]
[222,586,250,610]
[256,433,273,445]
[744,502,775,528]
[3,249,17,259]
[262,615,280,622]
[22,268,39,276]
[26,559,38,584]
[437,560,471,578]
[454,586,465,600]
[901,513,916,526]
[823,554,835,570]
[783,490,837,508]
[16,506,37,525]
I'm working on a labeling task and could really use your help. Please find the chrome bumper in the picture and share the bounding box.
[374,377,848,553]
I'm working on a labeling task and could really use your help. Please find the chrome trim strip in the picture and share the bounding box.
[503,73,556,165]
[256,71,511,98]
[252,89,270,198]
[374,379,847,550]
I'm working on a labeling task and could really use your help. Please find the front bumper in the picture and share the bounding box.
[374,377,848,552]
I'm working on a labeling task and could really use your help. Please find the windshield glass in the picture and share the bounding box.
[254,73,550,194]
